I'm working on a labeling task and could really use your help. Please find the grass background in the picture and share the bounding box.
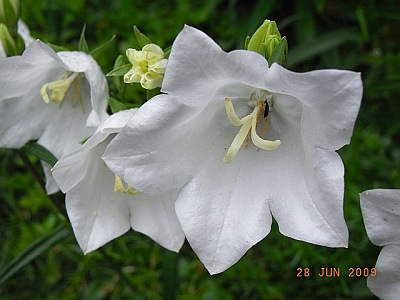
[1,0,400,299]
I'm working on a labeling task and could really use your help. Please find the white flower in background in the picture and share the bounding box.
[0,40,109,194]
[360,189,400,300]
[0,19,34,58]
[103,26,363,274]
[124,43,167,89]
[52,109,185,253]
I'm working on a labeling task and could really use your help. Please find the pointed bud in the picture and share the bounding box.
[0,23,17,56]
[0,22,24,56]
[246,19,288,66]
[0,0,20,28]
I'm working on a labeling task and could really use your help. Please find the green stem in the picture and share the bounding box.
[161,250,179,300]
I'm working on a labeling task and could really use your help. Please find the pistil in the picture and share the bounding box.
[223,91,281,163]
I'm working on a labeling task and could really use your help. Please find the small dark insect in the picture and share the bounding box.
[263,101,269,118]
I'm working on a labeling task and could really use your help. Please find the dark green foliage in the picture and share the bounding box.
[1,0,400,298]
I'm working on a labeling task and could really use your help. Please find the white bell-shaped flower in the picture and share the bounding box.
[360,189,400,300]
[0,40,109,194]
[103,26,363,274]
[52,109,185,253]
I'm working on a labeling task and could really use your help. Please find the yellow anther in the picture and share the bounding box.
[114,175,138,196]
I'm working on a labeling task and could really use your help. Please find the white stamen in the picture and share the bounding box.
[223,115,253,163]
[224,97,251,126]
[251,104,281,150]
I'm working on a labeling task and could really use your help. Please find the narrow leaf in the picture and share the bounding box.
[133,25,152,48]
[106,64,131,77]
[78,24,89,53]
[163,46,172,58]
[244,36,250,50]
[90,35,116,57]
[109,97,128,113]
[21,141,58,166]
[0,226,70,284]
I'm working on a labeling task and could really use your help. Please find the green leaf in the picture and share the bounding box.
[106,64,131,77]
[113,54,127,68]
[163,46,172,58]
[90,34,116,57]
[109,97,128,113]
[78,24,89,53]
[356,7,369,41]
[110,55,126,90]
[0,225,70,284]
[133,25,152,48]
[21,141,58,166]
[244,35,250,49]
[287,29,362,67]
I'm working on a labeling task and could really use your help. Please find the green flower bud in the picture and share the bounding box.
[246,19,288,66]
[0,22,23,56]
[0,0,20,28]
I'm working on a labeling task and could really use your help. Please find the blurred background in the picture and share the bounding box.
[1,0,400,298]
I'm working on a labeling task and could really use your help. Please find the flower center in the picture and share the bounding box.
[114,175,138,196]
[40,71,81,105]
[223,89,281,163]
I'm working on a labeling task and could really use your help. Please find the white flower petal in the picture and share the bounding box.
[176,171,272,274]
[162,26,271,107]
[38,95,94,157]
[270,143,348,247]
[265,63,363,150]
[360,189,400,246]
[53,109,138,193]
[65,137,131,253]
[42,163,60,195]
[56,51,109,127]
[0,52,64,147]
[103,95,196,196]
[65,139,184,253]
[367,244,400,300]
[129,190,185,252]
[100,108,137,134]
